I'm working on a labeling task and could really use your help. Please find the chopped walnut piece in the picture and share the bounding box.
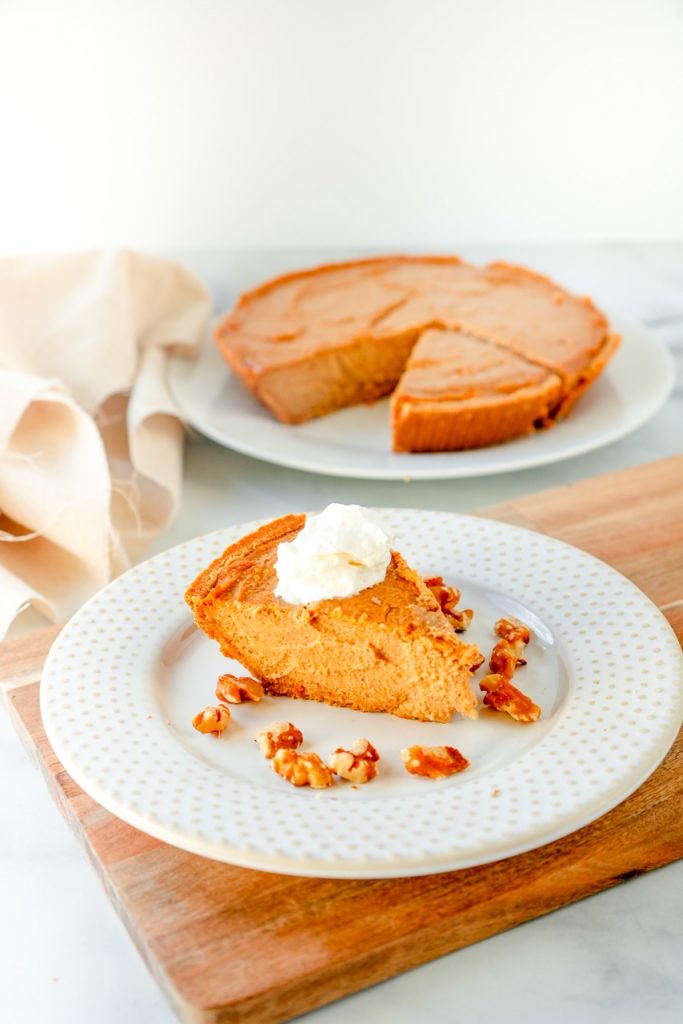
[489,643,517,678]
[216,672,265,704]
[424,575,461,605]
[255,721,304,759]
[447,607,474,632]
[329,738,380,783]
[401,744,470,779]
[470,650,486,672]
[424,575,473,631]
[192,705,231,736]
[495,618,531,646]
[479,674,541,723]
[489,617,531,677]
[272,748,334,788]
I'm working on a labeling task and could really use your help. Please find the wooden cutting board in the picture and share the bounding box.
[3,454,683,1024]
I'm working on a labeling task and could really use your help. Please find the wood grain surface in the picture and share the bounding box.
[3,454,683,1024]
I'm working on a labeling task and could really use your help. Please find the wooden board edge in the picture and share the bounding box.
[7,680,683,1024]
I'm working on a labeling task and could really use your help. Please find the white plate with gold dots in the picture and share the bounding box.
[41,509,683,878]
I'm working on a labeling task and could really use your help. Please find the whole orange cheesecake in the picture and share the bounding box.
[185,513,483,723]
[215,255,620,451]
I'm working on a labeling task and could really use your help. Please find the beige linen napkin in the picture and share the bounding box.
[0,250,211,638]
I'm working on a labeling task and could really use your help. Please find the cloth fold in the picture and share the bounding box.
[0,250,211,638]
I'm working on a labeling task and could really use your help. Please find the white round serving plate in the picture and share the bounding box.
[168,315,674,480]
[41,509,683,879]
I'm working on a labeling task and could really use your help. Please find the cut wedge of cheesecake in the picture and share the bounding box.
[185,513,483,723]
[392,328,565,452]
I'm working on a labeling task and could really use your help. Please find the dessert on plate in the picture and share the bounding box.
[186,504,482,723]
[215,255,620,452]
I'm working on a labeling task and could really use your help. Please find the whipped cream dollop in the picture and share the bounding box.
[274,503,392,604]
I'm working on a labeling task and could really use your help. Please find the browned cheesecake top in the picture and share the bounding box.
[188,512,461,635]
[216,255,609,385]
[397,328,561,402]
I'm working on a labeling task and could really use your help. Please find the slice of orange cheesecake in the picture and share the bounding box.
[185,513,482,723]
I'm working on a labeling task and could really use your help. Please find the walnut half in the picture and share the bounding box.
[192,705,231,736]
[255,721,304,759]
[329,738,380,783]
[489,617,531,678]
[216,673,265,704]
[424,575,474,631]
[479,674,540,723]
[401,744,470,779]
[272,749,334,789]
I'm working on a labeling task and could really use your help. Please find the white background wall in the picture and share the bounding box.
[1,0,682,254]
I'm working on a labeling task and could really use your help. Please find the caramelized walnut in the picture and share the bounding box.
[272,749,334,788]
[216,672,265,704]
[489,617,531,677]
[401,744,470,779]
[496,618,531,646]
[470,650,486,672]
[192,705,231,736]
[329,738,380,783]
[479,674,540,723]
[255,721,304,759]
[424,575,474,631]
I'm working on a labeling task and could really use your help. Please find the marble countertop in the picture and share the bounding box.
[1,244,682,1024]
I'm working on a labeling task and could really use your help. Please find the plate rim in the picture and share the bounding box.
[168,314,675,480]
[40,508,683,879]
